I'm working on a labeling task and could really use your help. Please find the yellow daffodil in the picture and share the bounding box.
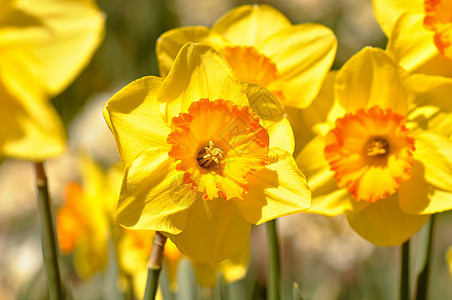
[0,0,104,160]
[56,155,163,297]
[373,0,452,140]
[57,181,109,277]
[104,42,311,263]
[156,4,337,109]
[118,227,249,294]
[297,47,452,246]
[57,157,115,278]
[58,153,249,294]
[115,229,154,298]
[373,0,452,75]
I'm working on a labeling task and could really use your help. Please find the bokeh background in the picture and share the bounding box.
[1,0,451,299]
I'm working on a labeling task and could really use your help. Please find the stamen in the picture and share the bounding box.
[365,137,390,157]
[197,140,224,168]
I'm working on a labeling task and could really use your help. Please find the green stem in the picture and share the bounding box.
[266,219,281,300]
[415,214,435,300]
[143,231,167,300]
[400,239,410,300]
[34,162,65,299]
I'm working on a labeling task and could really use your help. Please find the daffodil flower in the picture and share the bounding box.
[156,5,337,109]
[373,0,452,75]
[0,0,104,160]
[372,0,452,140]
[57,155,120,278]
[58,153,250,294]
[104,42,311,263]
[297,47,452,246]
[57,181,109,277]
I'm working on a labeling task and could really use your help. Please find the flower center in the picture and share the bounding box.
[197,140,224,168]
[167,99,269,200]
[424,0,452,59]
[365,137,390,157]
[324,106,415,203]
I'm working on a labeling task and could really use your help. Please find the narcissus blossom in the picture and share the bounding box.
[297,47,452,246]
[0,0,104,160]
[57,156,121,278]
[57,154,243,296]
[373,0,452,75]
[56,157,158,297]
[104,43,311,263]
[156,4,337,109]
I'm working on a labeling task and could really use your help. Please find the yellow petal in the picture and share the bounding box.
[296,136,369,216]
[73,237,108,278]
[335,47,413,115]
[387,13,438,72]
[17,0,105,95]
[243,82,294,153]
[156,26,229,77]
[78,153,105,203]
[266,118,295,154]
[409,74,452,137]
[115,148,197,234]
[212,4,291,47]
[234,149,310,225]
[399,160,452,214]
[0,49,65,160]
[105,76,170,166]
[158,43,248,123]
[414,50,452,77]
[412,131,452,192]
[166,198,251,264]
[373,0,424,36]
[117,230,153,275]
[347,194,430,246]
[260,23,337,109]
[116,230,157,299]
[105,164,124,213]
[0,91,66,160]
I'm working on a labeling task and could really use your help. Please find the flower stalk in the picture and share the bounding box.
[34,162,65,299]
[143,231,167,300]
[267,219,281,300]
[400,239,410,300]
[415,214,435,300]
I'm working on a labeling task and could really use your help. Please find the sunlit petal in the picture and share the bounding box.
[166,199,251,264]
[335,47,412,115]
[234,148,310,225]
[105,76,170,166]
[260,23,337,109]
[158,43,248,122]
[212,4,291,47]
[116,148,197,234]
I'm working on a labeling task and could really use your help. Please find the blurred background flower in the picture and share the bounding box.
[1,0,452,299]
[0,0,104,160]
